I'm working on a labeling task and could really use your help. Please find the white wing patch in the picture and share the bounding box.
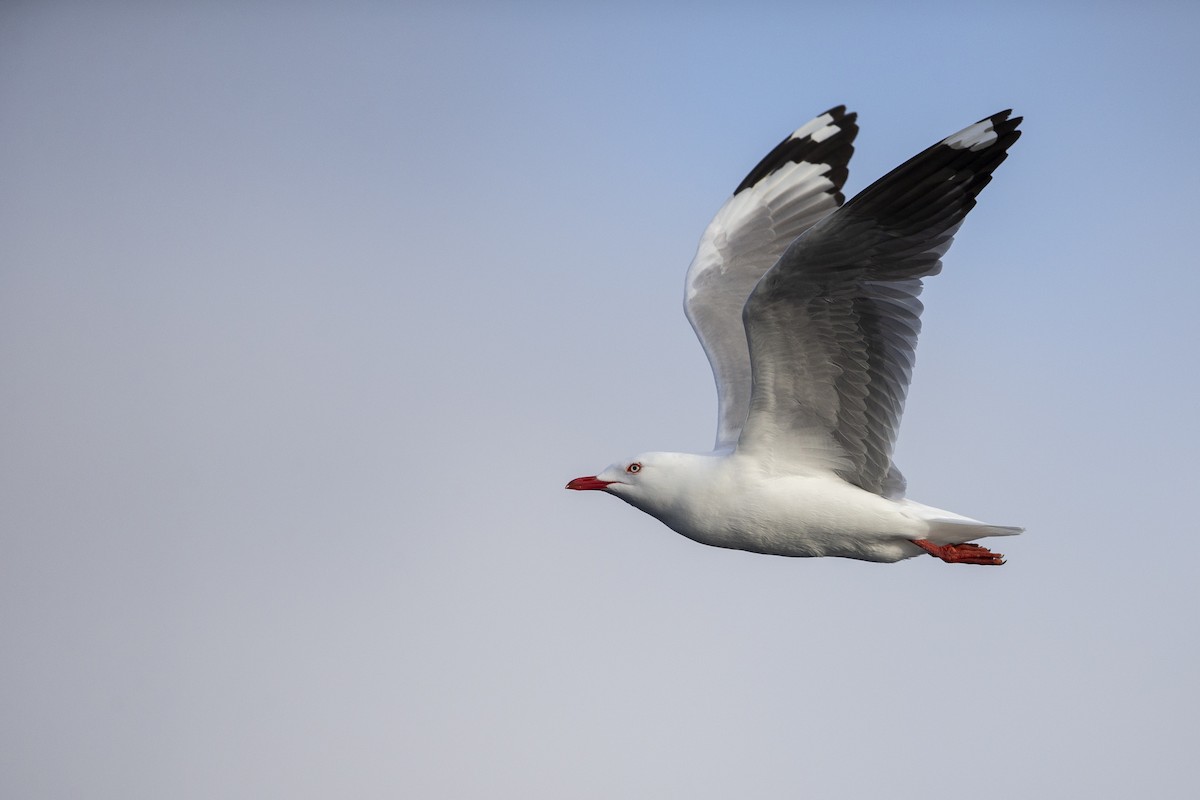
[941,119,997,151]
[791,112,840,143]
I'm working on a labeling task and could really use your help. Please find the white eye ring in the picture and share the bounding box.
[627,462,642,474]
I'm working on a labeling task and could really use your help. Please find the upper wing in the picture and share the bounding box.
[737,111,1022,496]
[684,107,858,451]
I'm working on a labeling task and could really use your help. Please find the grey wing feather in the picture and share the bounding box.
[738,110,1022,496]
[684,107,858,450]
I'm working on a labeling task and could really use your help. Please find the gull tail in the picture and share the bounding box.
[924,518,1024,546]
[899,499,1024,545]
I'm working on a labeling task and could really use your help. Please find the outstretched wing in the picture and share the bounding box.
[684,107,858,451]
[737,111,1022,496]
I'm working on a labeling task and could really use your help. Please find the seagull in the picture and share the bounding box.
[567,107,1023,565]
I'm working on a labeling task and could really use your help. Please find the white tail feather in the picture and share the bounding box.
[924,518,1024,546]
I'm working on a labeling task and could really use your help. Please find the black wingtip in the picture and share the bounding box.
[733,105,859,197]
[838,109,1023,227]
[987,109,1022,139]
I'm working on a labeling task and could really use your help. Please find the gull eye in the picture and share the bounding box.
[627,462,642,474]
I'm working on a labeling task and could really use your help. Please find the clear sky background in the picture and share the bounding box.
[3,2,1199,798]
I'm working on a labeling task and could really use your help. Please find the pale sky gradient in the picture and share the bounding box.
[3,3,1199,798]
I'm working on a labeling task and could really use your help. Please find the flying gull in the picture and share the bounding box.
[567,107,1023,565]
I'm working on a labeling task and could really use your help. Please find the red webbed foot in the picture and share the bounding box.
[911,539,1005,566]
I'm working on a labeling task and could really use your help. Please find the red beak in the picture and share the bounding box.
[566,475,613,491]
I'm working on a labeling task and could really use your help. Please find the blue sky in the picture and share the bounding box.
[3,2,1199,798]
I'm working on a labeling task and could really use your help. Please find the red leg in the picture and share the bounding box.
[911,539,1005,566]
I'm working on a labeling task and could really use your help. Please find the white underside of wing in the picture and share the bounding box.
[684,162,844,449]
[686,162,838,305]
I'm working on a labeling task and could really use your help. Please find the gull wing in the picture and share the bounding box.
[684,107,858,451]
[737,111,1022,496]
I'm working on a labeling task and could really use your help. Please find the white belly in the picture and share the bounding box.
[657,473,929,563]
